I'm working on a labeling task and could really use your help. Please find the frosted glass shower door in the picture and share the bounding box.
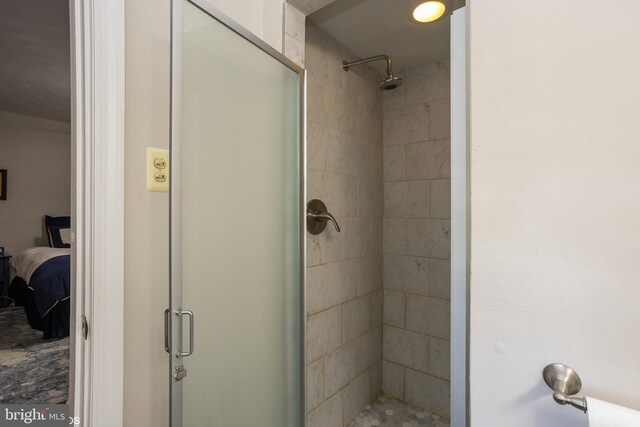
[169,1,304,426]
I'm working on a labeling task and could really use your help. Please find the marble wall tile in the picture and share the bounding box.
[307,265,324,315]
[356,326,382,373]
[357,179,382,218]
[344,140,370,178]
[371,290,383,327]
[307,358,324,411]
[324,172,357,219]
[405,370,450,418]
[354,81,383,144]
[429,259,451,300]
[405,139,451,180]
[324,341,358,398]
[284,2,305,42]
[342,370,372,425]
[307,306,342,362]
[326,87,358,136]
[429,98,451,140]
[307,81,326,124]
[370,218,383,256]
[344,62,375,96]
[342,295,371,343]
[429,337,450,380]
[405,58,450,106]
[358,108,383,147]
[284,34,305,68]
[430,179,451,219]
[383,103,429,146]
[292,0,336,15]
[383,219,406,254]
[305,25,343,89]
[371,360,382,397]
[324,259,357,308]
[306,24,385,422]
[383,145,405,182]
[308,390,343,427]
[307,121,344,173]
[405,295,450,340]
[383,254,430,296]
[307,169,325,201]
[384,181,430,218]
[382,360,405,399]
[370,143,383,183]
[406,219,451,259]
[378,56,451,417]
[307,224,342,266]
[383,290,405,328]
[383,325,429,373]
[356,255,382,297]
[342,219,371,258]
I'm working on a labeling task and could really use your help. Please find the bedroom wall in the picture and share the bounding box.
[0,111,70,257]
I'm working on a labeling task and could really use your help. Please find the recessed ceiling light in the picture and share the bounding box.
[412,1,447,23]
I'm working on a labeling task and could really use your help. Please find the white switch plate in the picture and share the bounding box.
[146,147,170,192]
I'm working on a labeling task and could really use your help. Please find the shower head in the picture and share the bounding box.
[342,55,403,91]
[379,75,403,91]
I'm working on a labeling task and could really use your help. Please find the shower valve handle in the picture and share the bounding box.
[309,211,341,232]
[306,199,341,235]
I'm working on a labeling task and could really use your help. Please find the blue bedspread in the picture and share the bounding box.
[29,255,71,318]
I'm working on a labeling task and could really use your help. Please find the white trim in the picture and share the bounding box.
[70,0,125,425]
[451,7,468,427]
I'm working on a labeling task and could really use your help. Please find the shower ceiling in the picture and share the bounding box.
[309,0,465,72]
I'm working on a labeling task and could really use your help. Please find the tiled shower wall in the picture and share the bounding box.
[381,58,452,418]
[305,24,384,427]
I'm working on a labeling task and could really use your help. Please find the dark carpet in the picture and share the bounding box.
[0,306,69,403]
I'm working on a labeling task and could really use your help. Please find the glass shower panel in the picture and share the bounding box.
[172,1,302,425]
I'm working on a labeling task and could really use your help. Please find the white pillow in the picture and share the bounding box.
[60,228,72,245]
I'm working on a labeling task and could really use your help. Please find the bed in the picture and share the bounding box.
[9,247,71,339]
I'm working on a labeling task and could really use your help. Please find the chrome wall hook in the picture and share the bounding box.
[543,363,588,413]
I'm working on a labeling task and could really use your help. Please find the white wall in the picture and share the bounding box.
[123,1,292,426]
[0,112,70,256]
[469,1,640,426]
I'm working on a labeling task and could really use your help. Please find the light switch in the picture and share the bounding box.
[146,147,170,192]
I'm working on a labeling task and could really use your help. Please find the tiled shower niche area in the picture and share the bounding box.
[305,24,451,427]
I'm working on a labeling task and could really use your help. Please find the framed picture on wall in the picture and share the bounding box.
[0,169,6,200]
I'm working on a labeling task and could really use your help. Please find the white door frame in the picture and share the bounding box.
[69,0,125,425]
[451,6,469,427]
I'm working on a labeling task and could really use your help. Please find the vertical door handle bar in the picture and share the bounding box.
[164,308,171,353]
[175,310,194,358]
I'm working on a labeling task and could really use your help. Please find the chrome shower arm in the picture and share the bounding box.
[343,55,394,76]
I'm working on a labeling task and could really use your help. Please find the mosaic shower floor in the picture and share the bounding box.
[348,395,450,427]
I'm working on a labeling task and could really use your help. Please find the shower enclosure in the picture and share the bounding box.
[168,1,305,425]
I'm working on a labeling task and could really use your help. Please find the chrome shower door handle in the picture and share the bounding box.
[164,308,171,353]
[307,199,341,235]
[175,310,194,358]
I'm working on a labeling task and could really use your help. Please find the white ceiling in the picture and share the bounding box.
[0,0,70,123]
[309,0,465,72]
